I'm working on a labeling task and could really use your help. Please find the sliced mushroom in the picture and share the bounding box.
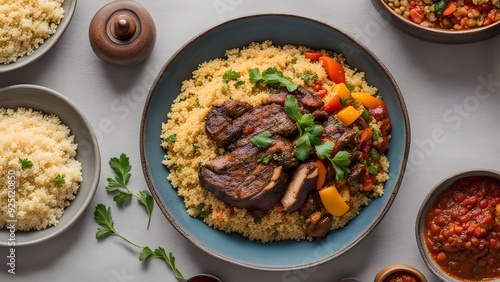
[281,161,318,212]
[306,215,333,238]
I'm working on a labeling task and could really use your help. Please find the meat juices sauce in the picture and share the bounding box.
[424,176,500,280]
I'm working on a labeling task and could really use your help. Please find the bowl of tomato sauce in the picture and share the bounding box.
[371,0,500,44]
[416,169,500,281]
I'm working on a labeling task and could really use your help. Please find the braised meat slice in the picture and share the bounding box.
[267,86,324,112]
[205,100,253,148]
[322,116,357,150]
[199,136,297,210]
[346,162,367,193]
[228,103,298,149]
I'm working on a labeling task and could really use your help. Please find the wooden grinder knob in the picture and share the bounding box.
[89,0,156,66]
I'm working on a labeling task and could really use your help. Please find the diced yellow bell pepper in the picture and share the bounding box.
[319,185,349,216]
[331,83,351,99]
[336,106,360,126]
[351,92,385,109]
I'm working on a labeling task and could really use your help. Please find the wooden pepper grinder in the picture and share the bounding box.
[89,0,156,66]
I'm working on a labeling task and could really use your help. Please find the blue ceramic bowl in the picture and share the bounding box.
[140,14,411,270]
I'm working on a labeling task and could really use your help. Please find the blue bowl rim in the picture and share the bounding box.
[140,13,411,270]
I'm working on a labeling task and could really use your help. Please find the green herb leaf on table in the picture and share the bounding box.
[93,204,184,279]
[105,153,154,229]
[250,131,273,148]
[19,158,33,169]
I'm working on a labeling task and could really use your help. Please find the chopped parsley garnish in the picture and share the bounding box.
[166,134,177,143]
[54,174,65,187]
[257,154,271,164]
[222,69,241,91]
[302,72,318,84]
[19,158,33,169]
[345,82,355,91]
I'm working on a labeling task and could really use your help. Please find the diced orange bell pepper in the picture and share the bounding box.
[351,92,385,109]
[337,106,361,126]
[319,185,349,216]
[331,83,351,100]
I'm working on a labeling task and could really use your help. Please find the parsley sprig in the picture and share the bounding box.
[284,95,351,180]
[94,204,184,279]
[54,174,65,187]
[249,67,298,92]
[316,142,351,180]
[284,96,323,160]
[105,154,154,229]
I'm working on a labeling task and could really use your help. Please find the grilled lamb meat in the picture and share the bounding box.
[205,100,253,148]
[205,101,297,149]
[199,136,297,210]
[322,116,357,150]
[267,86,324,112]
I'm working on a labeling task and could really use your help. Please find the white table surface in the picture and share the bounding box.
[1,1,499,281]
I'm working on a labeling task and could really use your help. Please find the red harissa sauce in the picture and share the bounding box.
[424,176,500,281]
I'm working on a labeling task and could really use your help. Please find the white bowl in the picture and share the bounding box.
[0,0,77,73]
[0,84,100,246]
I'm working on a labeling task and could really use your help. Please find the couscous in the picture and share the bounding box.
[0,107,82,231]
[161,41,391,242]
[0,0,65,64]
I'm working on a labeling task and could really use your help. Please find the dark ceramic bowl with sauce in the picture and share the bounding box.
[371,0,500,44]
[416,169,500,281]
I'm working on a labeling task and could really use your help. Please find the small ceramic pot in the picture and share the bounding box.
[374,264,427,282]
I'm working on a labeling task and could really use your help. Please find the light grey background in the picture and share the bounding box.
[1,0,499,281]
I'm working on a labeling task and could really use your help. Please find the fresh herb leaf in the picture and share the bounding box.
[222,70,241,91]
[250,131,273,148]
[136,191,154,229]
[223,69,241,82]
[54,174,65,187]
[284,95,303,122]
[106,154,154,229]
[19,158,33,169]
[249,67,298,92]
[368,163,379,175]
[331,151,351,180]
[234,80,244,87]
[369,147,381,160]
[153,247,184,279]
[434,0,446,16]
[302,72,318,84]
[345,82,355,91]
[192,143,200,155]
[94,204,184,279]
[291,57,297,64]
[294,134,312,161]
[166,134,177,143]
[315,142,334,159]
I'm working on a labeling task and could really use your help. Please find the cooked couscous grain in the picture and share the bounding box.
[161,41,389,242]
[0,107,82,231]
[0,0,65,64]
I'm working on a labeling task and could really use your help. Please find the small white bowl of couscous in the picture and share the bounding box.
[0,84,100,246]
[0,0,77,73]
